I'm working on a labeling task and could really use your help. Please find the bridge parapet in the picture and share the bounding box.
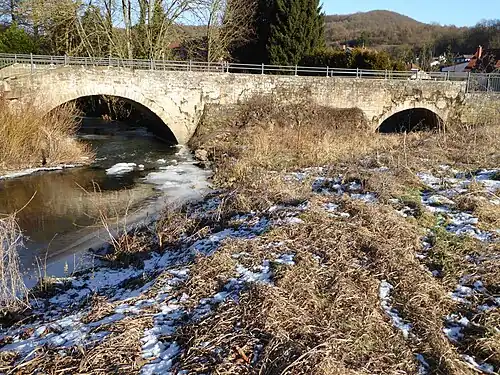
[2,53,500,92]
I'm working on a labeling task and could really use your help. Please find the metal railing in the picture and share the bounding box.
[0,53,499,92]
[466,73,500,93]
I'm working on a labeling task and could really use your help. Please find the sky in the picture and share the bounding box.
[321,0,499,26]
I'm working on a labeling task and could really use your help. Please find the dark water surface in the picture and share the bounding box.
[0,119,209,281]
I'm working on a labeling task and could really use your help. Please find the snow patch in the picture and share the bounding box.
[106,163,137,175]
[0,164,79,180]
[144,163,211,195]
[379,281,412,339]
[462,355,495,374]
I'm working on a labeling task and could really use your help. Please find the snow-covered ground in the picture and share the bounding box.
[0,193,302,372]
[0,164,81,180]
[416,167,500,374]
[418,169,499,242]
[1,165,498,374]
[288,165,499,374]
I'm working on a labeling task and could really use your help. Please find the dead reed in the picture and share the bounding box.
[0,98,94,173]
[0,214,28,315]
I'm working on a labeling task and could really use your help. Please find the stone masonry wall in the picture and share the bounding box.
[1,66,478,143]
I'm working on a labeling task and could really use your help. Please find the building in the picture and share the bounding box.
[465,46,500,72]
[454,54,473,64]
[442,46,500,73]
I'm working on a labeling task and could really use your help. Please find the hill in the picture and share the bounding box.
[325,10,467,53]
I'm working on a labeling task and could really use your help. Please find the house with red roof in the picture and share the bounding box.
[465,46,500,73]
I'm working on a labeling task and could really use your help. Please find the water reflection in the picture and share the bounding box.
[0,120,179,269]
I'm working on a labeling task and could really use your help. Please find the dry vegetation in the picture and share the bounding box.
[191,92,499,209]
[1,316,153,374]
[0,98,93,174]
[180,93,500,374]
[0,92,498,374]
[0,215,29,319]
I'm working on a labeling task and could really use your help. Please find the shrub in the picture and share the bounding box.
[0,23,37,54]
[301,47,406,71]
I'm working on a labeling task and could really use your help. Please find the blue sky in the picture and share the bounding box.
[321,0,499,26]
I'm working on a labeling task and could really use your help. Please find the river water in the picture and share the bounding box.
[0,119,210,285]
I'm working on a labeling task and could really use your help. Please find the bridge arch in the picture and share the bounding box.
[41,84,187,144]
[376,105,445,133]
[58,95,178,143]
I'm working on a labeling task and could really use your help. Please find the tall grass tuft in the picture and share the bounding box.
[0,98,94,173]
[0,214,28,313]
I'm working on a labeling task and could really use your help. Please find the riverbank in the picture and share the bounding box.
[0,136,211,284]
[0,97,499,374]
[0,99,93,176]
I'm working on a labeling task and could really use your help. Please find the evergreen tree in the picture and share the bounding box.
[0,23,36,53]
[231,0,274,63]
[267,0,324,65]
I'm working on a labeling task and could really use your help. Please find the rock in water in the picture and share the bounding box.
[194,149,209,162]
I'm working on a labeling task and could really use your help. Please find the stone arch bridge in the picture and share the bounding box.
[1,65,497,144]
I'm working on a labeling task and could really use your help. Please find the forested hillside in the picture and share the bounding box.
[325,10,499,57]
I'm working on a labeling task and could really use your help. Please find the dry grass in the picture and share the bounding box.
[102,229,155,268]
[455,191,500,232]
[179,94,500,374]
[95,196,156,268]
[155,207,201,249]
[2,93,497,374]
[190,93,500,214]
[177,201,476,374]
[1,316,152,374]
[0,98,94,173]
[0,214,29,317]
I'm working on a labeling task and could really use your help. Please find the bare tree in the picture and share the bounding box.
[17,0,251,62]
[133,0,200,60]
[203,0,255,62]
[121,0,133,59]
[21,0,82,54]
[0,0,19,23]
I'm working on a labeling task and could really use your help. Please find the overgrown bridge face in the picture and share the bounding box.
[1,55,499,144]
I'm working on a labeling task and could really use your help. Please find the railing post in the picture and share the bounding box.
[14,53,17,64]
[150,59,153,70]
[294,65,297,76]
[446,71,450,81]
[385,69,388,79]
[326,66,329,77]
[356,67,359,78]
[64,54,68,66]
[261,63,264,75]
[189,60,192,72]
[30,53,33,75]
[108,55,111,67]
[486,75,491,92]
